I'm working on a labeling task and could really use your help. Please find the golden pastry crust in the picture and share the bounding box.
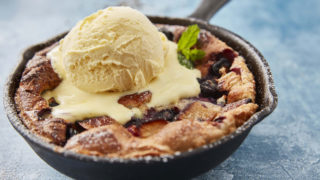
[15,43,67,145]
[15,25,258,157]
[64,102,257,157]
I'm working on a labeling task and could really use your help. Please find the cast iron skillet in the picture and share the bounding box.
[4,0,277,179]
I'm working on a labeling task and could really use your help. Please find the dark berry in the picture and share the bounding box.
[144,108,157,119]
[124,117,142,127]
[208,52,217,61]
[200,79,219,96]
[48,97,59,107]
[66,123,85,139]
[208,49,236,63]
[159,27,174,41]
[145,108,180,122]
[221,49,237,61]
[127,125,140,137]
[125,107,180,128]
[197,78,204,83]
[185,96,216,104]
[37,108,51,120]
[199,79,227,98]
[210,57,232,77]
[231,67,241,75]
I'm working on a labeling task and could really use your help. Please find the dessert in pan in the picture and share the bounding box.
[15,7,258,158]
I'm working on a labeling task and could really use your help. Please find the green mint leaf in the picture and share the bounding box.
[189,49,205,61]
[181,49,190,59]
[178,53,193,69]
[176,24,205,68]
[177,24,200,52]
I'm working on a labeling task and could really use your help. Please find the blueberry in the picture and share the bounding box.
[146,108,180,122]
[200,79,219,96]
[210,57,232,77]
[197,78,205,83]
[124,107,180,127]
[244,98,252,104]
[199,79,226,98]
[124,117,142,127]
[48,97,59,107]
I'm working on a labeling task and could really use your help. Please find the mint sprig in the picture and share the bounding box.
[178,53,193,69]
[177,24,205,69]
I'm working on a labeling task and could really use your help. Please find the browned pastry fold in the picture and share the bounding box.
[15,43,67,145]
[65,102,257,157]
[78,116,116,130]
[15,24,258,157]
[218,56,256,103]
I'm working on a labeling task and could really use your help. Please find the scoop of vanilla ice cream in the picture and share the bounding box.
[56,6,167,92]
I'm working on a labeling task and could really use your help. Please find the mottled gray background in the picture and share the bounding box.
[1,0,320,179]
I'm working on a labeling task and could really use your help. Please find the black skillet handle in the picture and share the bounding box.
[189,0,230,21]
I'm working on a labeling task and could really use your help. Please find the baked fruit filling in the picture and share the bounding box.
[15,8,258,158]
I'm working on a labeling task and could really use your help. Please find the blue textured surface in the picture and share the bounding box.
[1,0,320,179]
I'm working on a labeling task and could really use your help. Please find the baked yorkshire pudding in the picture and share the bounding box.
[5,1,277,179]
[15,17,257,158]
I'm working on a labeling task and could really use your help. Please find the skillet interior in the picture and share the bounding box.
[3,16,277,179]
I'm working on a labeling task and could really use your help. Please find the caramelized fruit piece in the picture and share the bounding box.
[127,125,140,137]
[139,120,168,138]
[78,116,116,129]
[177,101,221,121]
[223,98,252,112]
[230,67,241,75]
[118,91,152,108]
[124,107,180,137]
[221,49,237,61]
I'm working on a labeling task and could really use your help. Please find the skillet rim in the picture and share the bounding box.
[3,16,278,164]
